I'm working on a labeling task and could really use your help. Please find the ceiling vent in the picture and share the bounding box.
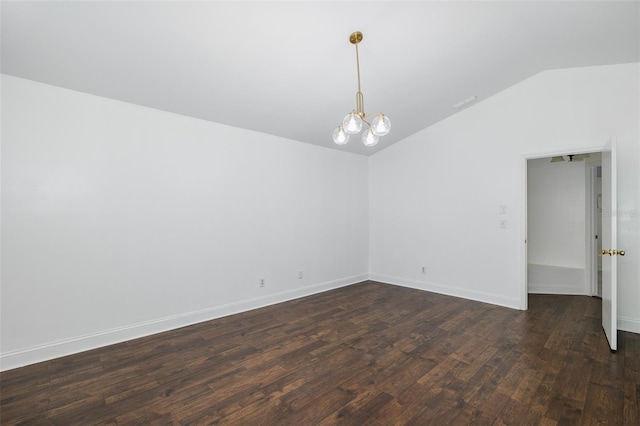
[452,96,478,110]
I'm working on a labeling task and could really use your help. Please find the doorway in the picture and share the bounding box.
[526,152,601,297]
[522,139,618,351]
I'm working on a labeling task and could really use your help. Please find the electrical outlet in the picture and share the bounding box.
[298,270,303,279]
[260,278,265,288]
[421,267,426,274]
[499,220,507,229]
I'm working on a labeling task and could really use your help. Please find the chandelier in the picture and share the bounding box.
[333,31,391,147]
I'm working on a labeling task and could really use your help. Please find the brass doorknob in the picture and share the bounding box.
[602,249,626,256]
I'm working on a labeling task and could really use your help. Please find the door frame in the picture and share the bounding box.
[520,145,605,310]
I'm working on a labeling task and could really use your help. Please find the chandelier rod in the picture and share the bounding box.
[355,42,362,94]
[353,34,364,117]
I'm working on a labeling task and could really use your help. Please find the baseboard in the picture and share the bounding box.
[618,316,640,335]
[527,283,588,295]
[527,264,587,295]
[0,274,367,372]
[368,274,521,310]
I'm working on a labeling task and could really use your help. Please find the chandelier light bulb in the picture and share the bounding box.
[343,112,363,134]
[362,128,379,147]
[332,124,350,145]
[371,113,391,136]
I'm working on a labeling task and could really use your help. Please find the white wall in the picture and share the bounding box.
[369,63,640,334]
[0,75,369,370]
[528,158,586,268]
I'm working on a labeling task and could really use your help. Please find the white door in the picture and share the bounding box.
[601,137,618,351]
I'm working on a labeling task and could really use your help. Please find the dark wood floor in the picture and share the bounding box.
[1,281,639,425]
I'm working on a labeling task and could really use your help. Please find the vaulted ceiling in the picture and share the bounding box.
[2,1,639,155]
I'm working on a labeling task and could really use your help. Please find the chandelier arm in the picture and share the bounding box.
[363,112,383,119]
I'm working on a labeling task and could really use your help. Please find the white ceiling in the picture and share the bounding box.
[2,1,639,155]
